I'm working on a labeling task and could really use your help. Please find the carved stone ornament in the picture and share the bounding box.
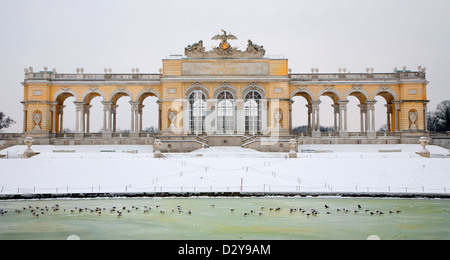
[168,111,177,129]
[274,110,283,128]
[409,111,418,130]
[33,113,42,131]
[185,31,266,58]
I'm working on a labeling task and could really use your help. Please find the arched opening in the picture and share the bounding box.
[318,91,340,133]
[217,90,235,134]
[244,90,262,134]
[291,92,312,133]
[188,90,207,134]
[141,96,159,133]
[374,91,396,133]
[346,91,369,133]
[82,93,104,134]
[55,94,76,133]
[111,92,132,133]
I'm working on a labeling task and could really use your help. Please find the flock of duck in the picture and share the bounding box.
[0,204,192,218]
[234,204,402,218]
[0,203,402,219]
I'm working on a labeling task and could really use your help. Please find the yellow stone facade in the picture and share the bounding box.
[21,37,429,138]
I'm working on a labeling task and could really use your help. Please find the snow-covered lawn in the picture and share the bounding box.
[0,144,449,195]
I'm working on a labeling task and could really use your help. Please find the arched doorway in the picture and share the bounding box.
[188,90,207,134]
[244,90,262,134]
[217,90,235,134]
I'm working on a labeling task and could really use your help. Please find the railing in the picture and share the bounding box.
[290,71,425,81]
[27,72,161,81]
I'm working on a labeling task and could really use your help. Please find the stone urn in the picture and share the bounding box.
[24,137,34,152]
[23,137,39,158]
[153,139,163,158]
[416,136,430,158]
[288,139,298,158]
[274,110,283,129]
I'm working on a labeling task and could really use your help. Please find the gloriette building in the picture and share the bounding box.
[20,31,429,152]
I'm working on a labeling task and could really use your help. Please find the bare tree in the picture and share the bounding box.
[0,112,15,130]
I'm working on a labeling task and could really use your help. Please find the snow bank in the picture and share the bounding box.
[0,145,449,195]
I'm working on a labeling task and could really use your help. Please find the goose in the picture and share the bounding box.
[230,209,235,213]
[324,205,329,209]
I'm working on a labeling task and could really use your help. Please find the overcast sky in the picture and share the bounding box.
[1,0,449,133]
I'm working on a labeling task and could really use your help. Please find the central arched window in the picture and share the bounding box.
[244,90,262,134]
[188,90,206,134]
[217,90,235,133]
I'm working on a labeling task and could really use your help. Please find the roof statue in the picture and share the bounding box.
[211,29,238,51]
[185,30,266,59]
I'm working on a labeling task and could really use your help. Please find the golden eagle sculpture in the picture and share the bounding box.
[211,29,237,50]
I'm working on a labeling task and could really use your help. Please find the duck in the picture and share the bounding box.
[324,205,329,209]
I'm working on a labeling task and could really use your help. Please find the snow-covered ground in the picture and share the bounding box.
[0,144,449,195]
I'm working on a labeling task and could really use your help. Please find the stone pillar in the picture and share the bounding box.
[50,103,57,134]
[83,104,92,133]
[424,101,429,132]
[74,102,85,134]
[235,99,244,134]
[130,101,140,133]
[183,100,190,134]
[358,104,367,134]
[338,101,349,137]
[102,101,113,134]
[138,104,144,133]
[311,101,321,137]
[306,104,312,133]
[111,105,118,133]
[385,104,393,133]
[366,100,377,138]
[393,101,401,132]
[332,104,339,132]
[261,99,268,134]
[22,102,28,133]
[58,105,66,133]
[288,100,293,134]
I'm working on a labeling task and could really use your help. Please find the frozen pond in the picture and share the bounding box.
[0,197,449,240]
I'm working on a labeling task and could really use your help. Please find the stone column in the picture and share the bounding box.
[306,104,312,133]
[102,101,113,133]
[332,104,339,132]
[288,100,293,134]
[261,99,268,134]
[74,102,85,134]
[235,99,245,135]
[358,104,367,134]
[311,101,321,137]
[393,101,401,132]
[385,104,393,133]
[58,105,66,133]
[50,103,57,134]
[338,100,349,137]
[22,102,28,133]
[130,101,140,133]
[83,104,92,133]
[424,101,429,132]
[111,105,118,133]
[366,100,377,138]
